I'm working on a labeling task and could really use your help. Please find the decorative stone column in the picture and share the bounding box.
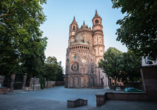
[10,73,16,92]
[0,75,5,87]
[22,73,27,89]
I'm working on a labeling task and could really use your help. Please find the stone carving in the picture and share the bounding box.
[80,66,88,74]
[71,63,79,72]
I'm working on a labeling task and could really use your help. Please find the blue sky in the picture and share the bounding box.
[40,0,127,71]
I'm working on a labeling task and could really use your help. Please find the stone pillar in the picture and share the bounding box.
[10,73,16,92]
[29,78,33,90]
[22,73,27,89]
[0,75,5,87]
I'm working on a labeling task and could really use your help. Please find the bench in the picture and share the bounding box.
[67,98,87,108]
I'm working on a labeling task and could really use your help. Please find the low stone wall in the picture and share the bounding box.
[55,81,64,86]
[96,91,148,106]
[106,92,147,101]
[25,78,40,91]
[0,75,5,87]
[91,85,103,89]
[45,81,56,88]
[0,87,10,94]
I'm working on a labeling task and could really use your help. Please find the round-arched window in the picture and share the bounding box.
[72,54,77,60]
[73,26,75,30]
[95,19,99,24]
[82,58,87,64]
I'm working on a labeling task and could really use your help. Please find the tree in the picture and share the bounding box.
[44,63,57,81]
[44,56,63,81]
[0,0,47,75]
[55,61,64,81]
[111,0,157,60]
[21,37,47,77]
[45,56,57,64]
[99,47,123,88]
[121,51,142,84]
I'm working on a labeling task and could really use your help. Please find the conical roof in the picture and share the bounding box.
[92,10,101,20]
[71,16,77,24]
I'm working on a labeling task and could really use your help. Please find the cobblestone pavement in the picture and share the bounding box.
[0,94,95,110]
[5,86,110,106]
[0,86,157,110]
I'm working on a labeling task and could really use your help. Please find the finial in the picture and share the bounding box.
[72,16,76,23]
[95,9,98,16]
[83,21,85,25]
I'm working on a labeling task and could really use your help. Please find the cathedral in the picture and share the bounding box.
[64,11,108,88]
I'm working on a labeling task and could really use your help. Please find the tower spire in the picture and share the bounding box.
[95,9,98,16]
[72,16,77,24]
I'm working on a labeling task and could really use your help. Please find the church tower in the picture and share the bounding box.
[92,10,105,66]
[92,10,105,85]
[69,17,78,46]
[64,11,108,88]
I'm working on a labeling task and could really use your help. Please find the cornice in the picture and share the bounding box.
[92,30,103,33]
[92,24,103,28]
[93,44,105,47]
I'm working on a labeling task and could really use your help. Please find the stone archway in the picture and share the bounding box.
[85,76,89,88]
[69,76,73,87]
[81,77,84,88]
[74,76,79,88]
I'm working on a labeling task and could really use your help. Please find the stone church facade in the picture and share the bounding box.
[64,11,108,88]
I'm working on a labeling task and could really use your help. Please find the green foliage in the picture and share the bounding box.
[56,62,64,81]
[121,50,142,82]
[39,77,45,89]
[99,47,142,86]
[111,0,157,60]
[99,47,123,87]
[0,0,47,75]
[43,56,64,81]
[45,56,57,64]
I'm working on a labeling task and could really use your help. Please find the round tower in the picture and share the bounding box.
[92,10,105,66]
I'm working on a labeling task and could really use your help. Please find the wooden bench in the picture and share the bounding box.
[67,98,87,108]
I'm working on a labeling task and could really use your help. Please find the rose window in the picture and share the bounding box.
[71,63,79,72]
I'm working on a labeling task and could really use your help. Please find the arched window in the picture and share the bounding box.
[95,19,99,24]
[73,26,75,30]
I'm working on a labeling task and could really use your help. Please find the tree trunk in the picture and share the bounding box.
[115,78,116,90]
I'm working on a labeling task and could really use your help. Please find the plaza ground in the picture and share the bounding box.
[0,86,157,110]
